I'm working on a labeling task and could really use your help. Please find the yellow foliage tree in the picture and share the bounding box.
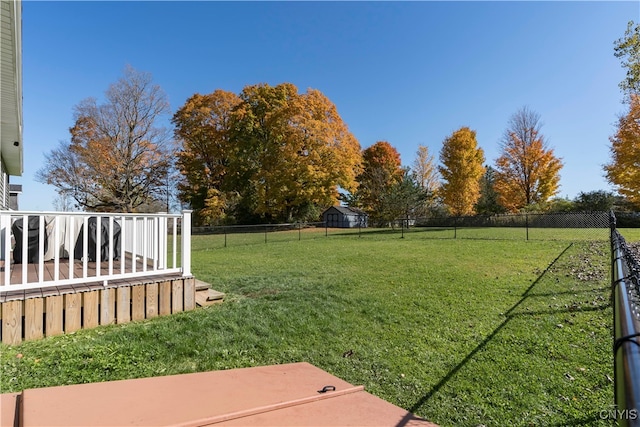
[438,127,485,216]
[604,94,640,207]
[172,90,241,224]
[230,83,362,222]
[494,107,563,212]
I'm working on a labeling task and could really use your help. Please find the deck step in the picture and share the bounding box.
[195,279,212,291]
[195,289,225,307]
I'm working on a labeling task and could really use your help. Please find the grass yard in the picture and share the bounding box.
[1,231,617,426]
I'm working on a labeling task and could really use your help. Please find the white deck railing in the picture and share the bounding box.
[0,210,192,292]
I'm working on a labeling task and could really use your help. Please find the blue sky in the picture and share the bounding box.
[19,1,639,211]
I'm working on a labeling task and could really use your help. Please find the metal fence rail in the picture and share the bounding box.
[611,212,640,426]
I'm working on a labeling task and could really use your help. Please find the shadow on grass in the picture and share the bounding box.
[397,242,581,427]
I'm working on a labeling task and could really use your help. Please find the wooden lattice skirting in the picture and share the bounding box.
[0,275,195,345]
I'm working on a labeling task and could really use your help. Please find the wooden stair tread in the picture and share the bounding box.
[195,288,224,307]
[195,279,212,291]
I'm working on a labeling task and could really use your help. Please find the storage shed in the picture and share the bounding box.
[322,206,368,228]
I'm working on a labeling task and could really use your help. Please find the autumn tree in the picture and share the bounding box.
[225,83,361,223]
[604,94,640,207]
[614,20,640,99]
[37,66,173,212]
[172,90,241,225]
[351,141,404,222]
[494,107,563,212]
[438,127,485,216]
[173,83,361,224]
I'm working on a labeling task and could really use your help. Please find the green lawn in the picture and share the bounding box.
[1,231,616,426]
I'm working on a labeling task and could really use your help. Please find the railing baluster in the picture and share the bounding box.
[20,214,27,285]
[172,216,177,269]
[142,216,148,273]
[54,215,60,282]
[68,216,74,280]
[132,217,137,274]
[82,215,88,279]
[153,216,158,271]
[119,216,125,275]
[108,216,114,276]
[95,215,101,278]
[3,213,11,286]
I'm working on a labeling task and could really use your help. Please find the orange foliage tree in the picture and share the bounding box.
[438,127,485,216]
[37,67,173,212]
[172,90,241,225]
[604,94,640,207]
[173,83,362,224]
[494,107,563,212]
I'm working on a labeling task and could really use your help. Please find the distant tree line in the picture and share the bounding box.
[37,20,640,223]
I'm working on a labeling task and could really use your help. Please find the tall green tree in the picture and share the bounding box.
[475,166,506,215]
[37,66,173,212]
[494,107,563,212]
[379,169,427,225]
[573,190,615,212]
[614,20,640,99]
[438,127,485,216]
[352,141,404,222]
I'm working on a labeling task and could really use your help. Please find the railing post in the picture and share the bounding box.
[181,210,192,277]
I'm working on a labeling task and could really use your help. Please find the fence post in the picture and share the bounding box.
[401,218,405,239]
[224,226,227,248]
[181,210,192,277]
[325,221,328,237]
[298,222,302,241]
[526,214,529,241]
[454,216,457,239]
[265,225,268,244]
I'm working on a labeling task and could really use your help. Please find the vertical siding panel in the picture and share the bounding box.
[116,287,131,324]
[131,285,145,321]
[146,283,158,319]
[45,295,63,337]
[171,279,183,313]
[24,298,44,341]
[83,291,99,328]
[100,288,116,325]
[159,280,171,316]
[64,293,81,333]
[2,300,22,345]
[183,277,195,311]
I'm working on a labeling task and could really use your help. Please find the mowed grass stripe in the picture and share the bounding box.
[1,233,614,426]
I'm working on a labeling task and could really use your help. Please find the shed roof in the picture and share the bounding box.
[324,205,367,216]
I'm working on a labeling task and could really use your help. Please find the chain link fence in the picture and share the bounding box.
[190,212,617,249]
[401,211,610,241]
[611,212,640,421]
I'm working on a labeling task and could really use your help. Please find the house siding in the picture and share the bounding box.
[0,158,7,209]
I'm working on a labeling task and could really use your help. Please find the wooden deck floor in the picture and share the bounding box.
[0,254,172,303]
[0,254,153,286]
